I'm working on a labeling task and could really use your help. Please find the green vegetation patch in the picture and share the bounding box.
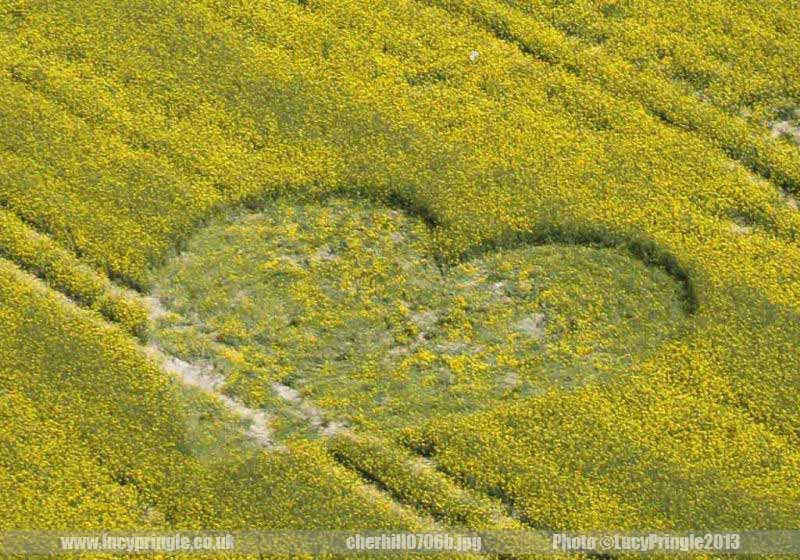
[151,197,690,437]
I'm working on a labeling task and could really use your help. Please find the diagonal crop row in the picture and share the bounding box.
[494,0,800,120]
[418,0,800,196]
[328,432,531,533]
[0,207,149,337]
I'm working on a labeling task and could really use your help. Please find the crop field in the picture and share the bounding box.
[1,0,800,557]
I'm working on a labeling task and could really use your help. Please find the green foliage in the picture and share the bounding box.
[151,198,690,434]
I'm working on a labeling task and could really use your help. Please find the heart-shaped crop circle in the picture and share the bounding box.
[150,197,690,438]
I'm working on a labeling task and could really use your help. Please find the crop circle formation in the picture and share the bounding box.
[151,196,691,438]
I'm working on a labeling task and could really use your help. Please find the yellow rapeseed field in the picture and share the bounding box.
[1,0,799,554]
